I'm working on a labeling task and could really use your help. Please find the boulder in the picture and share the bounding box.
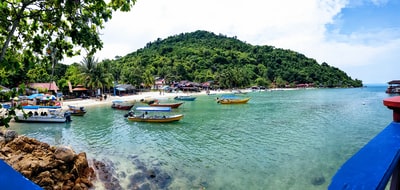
[0,133,94,190]
[54,146,76,163]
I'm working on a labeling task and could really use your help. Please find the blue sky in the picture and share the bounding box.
[66,0,400,84]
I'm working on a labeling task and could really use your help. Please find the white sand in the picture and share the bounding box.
[61,90,233,109]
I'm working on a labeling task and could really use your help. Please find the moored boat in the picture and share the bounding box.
[127,106,183,123]
[67,105,87,116]
[149,101,184,108]
[15,106,71,123]
[140,97,158,104]
[111,100,134,110]
[174,95,196,101]
[386,80,400,94]
[217,95,250,104]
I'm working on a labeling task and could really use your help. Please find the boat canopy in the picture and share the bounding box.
[135,107,171,112]
[22,106,62,109]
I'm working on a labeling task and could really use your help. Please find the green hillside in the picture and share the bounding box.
[113,30,362,88]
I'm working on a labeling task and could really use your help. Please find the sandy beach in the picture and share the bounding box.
[60,87,311,109]
[60,89,232,109]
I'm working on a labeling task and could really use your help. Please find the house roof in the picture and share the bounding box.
[72,84,88,91]
[28,82,58,91]
[388,80,400,85]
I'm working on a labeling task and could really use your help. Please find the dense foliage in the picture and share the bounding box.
[0,0,136,128]
[0,0,136,87]
[114,30,362,88]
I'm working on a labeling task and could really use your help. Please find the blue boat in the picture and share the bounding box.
[174,95,196,101]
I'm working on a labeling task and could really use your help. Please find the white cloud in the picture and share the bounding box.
[64,0,399,83]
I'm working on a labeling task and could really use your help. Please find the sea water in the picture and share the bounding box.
[9,86,393,189]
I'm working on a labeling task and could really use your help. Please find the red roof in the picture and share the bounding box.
[28,82,58,91]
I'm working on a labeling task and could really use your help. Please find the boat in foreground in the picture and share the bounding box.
[386,80,400,94]
[149,101,184,108]
[127,107,183,123]
[67,105,86,116]
[111,100,134,110]
[174,95,196,101]
[217,95,250,104]
[15,106,71,123]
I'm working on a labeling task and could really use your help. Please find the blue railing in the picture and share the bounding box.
[0,160,42,190]
[329,96,400,189]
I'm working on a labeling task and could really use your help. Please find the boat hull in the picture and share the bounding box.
[111,105,134,110]
[68,105,86,116]
[149,102,184,108]
[69,111,86,116]
[174,96,196,101]
[127,114,184,123]
[15,116,68,123]
[218,98,250,104]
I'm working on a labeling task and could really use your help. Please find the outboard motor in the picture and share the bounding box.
[64,111,72,122]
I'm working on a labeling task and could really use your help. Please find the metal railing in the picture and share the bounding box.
[329,96,400,190]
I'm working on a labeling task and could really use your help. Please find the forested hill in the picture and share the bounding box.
[114,30,362,88]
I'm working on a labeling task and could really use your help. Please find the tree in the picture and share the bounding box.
[79,55,113,95]
[0,0,136,63]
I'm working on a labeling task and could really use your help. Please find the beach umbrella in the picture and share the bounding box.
[13,97,19,101]
[42,95,56,100]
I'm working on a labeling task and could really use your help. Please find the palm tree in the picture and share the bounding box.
[80,55,113,96]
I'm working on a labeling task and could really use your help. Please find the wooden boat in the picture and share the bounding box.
[111,100,134,110]
[174,95,196,101]
[127,107,183,123]
[140,97,158,104]
[149,101,184,108]
[217,95,250,104]
[67,105,86,116]
[15,106,72,123]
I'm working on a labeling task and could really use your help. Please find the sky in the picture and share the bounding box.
[65,0,400,84]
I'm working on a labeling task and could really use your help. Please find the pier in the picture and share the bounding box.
[330,96,400,189]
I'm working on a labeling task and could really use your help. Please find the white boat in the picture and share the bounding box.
[127,107,184,123]
[14,106,71,123]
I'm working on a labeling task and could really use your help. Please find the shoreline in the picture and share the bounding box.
[61,89,232,109]
[60,87,315,109]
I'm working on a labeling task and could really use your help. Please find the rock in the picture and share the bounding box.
[92,159,122,189]
[311,175,326,186]
[54,146,76,162]
[0,135,94,190]
[4,130,18,142]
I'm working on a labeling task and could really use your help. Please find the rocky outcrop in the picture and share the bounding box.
[0,130,95,190]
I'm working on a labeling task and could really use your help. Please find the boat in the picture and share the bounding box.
[217,95,250,104]
[111,100,134,110]
[67,105,87,116]
[232,89,248,94]
[14,106,72,123]
[140,97,158,104]
[174,95,196,101]
[149,101,184,108]
[386,80,400,94]
[127,106,184,123]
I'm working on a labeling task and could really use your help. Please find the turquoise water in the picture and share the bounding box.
[9,86,393,189]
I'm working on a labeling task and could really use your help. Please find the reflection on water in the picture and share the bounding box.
[8,87,392,189]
